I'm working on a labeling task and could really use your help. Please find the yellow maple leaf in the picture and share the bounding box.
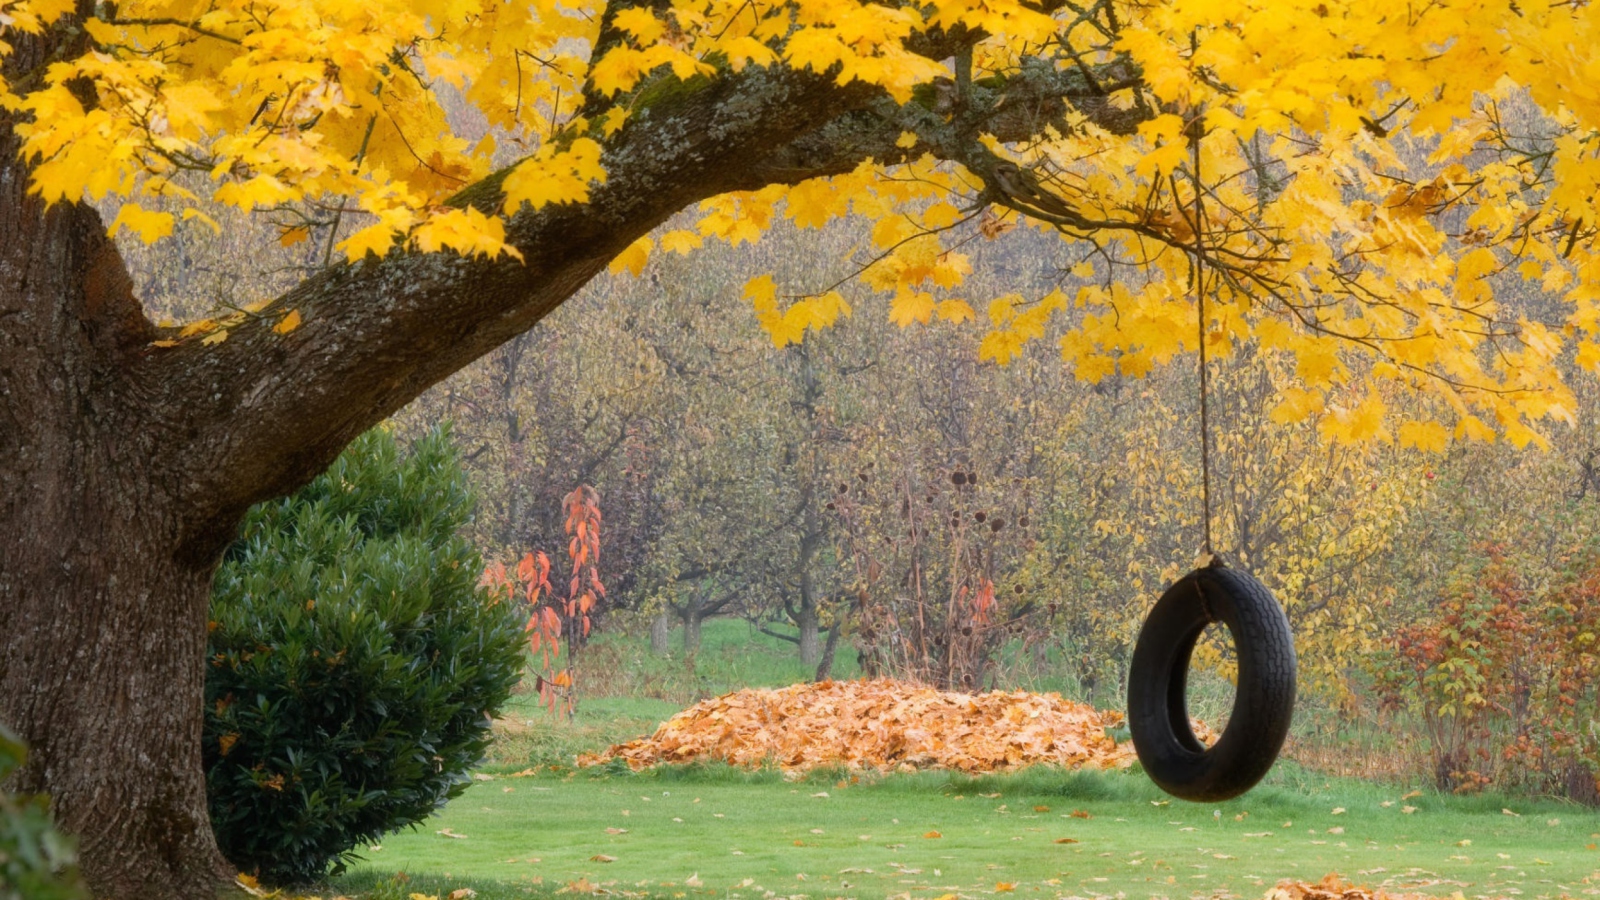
[273,310,303,335]
[936,299,974,323]
[339,224,400,261]
[743,274,779,312]
[889,290,935,326]
[108,203,174,244]
[659,230,702,255]
[1397,420,1449,453]
[609,237,651,276]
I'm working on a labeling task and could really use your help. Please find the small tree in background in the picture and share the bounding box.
[203,427,525,885]
[484,485,605,716]
[832,463,1036,691]
[1374,546,1600,801]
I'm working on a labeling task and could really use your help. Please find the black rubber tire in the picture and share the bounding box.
[1127,564,1296,802]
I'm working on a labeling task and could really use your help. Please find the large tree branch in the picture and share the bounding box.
[106,35,1149,563]
[141,65,881,561]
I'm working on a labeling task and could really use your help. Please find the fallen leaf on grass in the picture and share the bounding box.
[684,873,702,887]
[1401,806,1417,814]
[1269,873,1454,900]
[448,890,476,900]
[923,830,943,839]
[435,828,468,839]
[1033,805,1050,812]
[1070,809,1092,819]
[1331,807,1346,815]
[1053,838,1079,844]
[1503,808,1520,817]
[589,854,616,863]
[604,827,628,834]
[995,882,1016,892]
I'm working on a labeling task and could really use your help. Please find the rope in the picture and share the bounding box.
[1190,115,1214,557]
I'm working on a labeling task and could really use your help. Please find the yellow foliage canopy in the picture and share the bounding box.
[4,0,1600,442]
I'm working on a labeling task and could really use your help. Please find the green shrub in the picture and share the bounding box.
[203,427,525,886]
[0,726,86,900]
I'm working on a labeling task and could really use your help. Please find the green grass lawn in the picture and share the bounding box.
[333,762,1600,900]
[318,620,1599,900]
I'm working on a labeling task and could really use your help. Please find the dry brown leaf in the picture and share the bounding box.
[1268,873,1446,900]
[588,854,616,863]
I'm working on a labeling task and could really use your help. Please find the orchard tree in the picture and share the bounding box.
[3,0,1599,896]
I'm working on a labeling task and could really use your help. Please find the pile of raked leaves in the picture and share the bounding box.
[1268,874,1463,900]
[579,678,1214,774]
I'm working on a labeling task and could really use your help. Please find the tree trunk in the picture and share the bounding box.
[795,523,824,666]
[683,610,703,654]
[813,622,842,682]
[651,609,673,655]
[797,603,821,667]
[0,116,232,898]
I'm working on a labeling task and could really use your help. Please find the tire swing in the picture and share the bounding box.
[1125,124,1296,802]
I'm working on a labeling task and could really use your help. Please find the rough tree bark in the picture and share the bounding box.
[0,4,1140,897]
[0,111,236,900]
